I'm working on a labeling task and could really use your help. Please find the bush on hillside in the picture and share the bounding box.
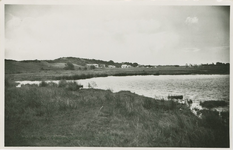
[64,62,74,70]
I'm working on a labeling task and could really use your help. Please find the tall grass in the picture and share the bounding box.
[5,82,229,147]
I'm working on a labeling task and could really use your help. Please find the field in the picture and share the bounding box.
[5,59,229,81]
[5,79,229,147]
[6,66,229,81]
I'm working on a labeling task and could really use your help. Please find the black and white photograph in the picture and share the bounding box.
[2,0,231,148]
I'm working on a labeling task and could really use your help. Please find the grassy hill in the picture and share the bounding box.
[5,60,46,74]
[5,57,124,74]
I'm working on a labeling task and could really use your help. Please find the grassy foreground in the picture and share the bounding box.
[5,80,229,147]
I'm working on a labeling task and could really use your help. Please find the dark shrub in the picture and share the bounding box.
[58,80,67,88]
[200,101,228,109]
[65,81,83,91]
[58,80,82,91]
[39,81,48,87]
[64,62,74,70]
[47,82,58,87]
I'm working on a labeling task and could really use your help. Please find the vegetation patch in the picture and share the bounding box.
[113,72,150,76]
[55,73,108,80]
[200,100,229,109]
[64,62,75,70]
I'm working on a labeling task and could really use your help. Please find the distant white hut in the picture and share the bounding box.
[121,64,132,68]
[99,64,106,68]
[137,65,144,67]
[108,65,116,68]
[86,64,99,68]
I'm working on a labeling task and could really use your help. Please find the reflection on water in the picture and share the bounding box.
[16,75,229,102]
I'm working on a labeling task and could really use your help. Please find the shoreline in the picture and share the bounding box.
[15,79,230,118]
[6,71,230,81]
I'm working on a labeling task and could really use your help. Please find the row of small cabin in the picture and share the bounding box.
[86,64,132,69]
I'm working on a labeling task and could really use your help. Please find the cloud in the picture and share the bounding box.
[185,17,198,24]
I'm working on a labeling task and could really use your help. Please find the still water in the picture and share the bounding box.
[78,75,229,102]
[16,75,229,102]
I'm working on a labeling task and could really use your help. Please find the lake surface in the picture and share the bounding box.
[16,75,229,102]
[78,75,229,102]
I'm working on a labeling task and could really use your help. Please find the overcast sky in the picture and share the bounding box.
[5,4,230,65]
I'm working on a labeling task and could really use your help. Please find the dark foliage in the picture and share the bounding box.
[64,62,74,70]
[200,101,228,109]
